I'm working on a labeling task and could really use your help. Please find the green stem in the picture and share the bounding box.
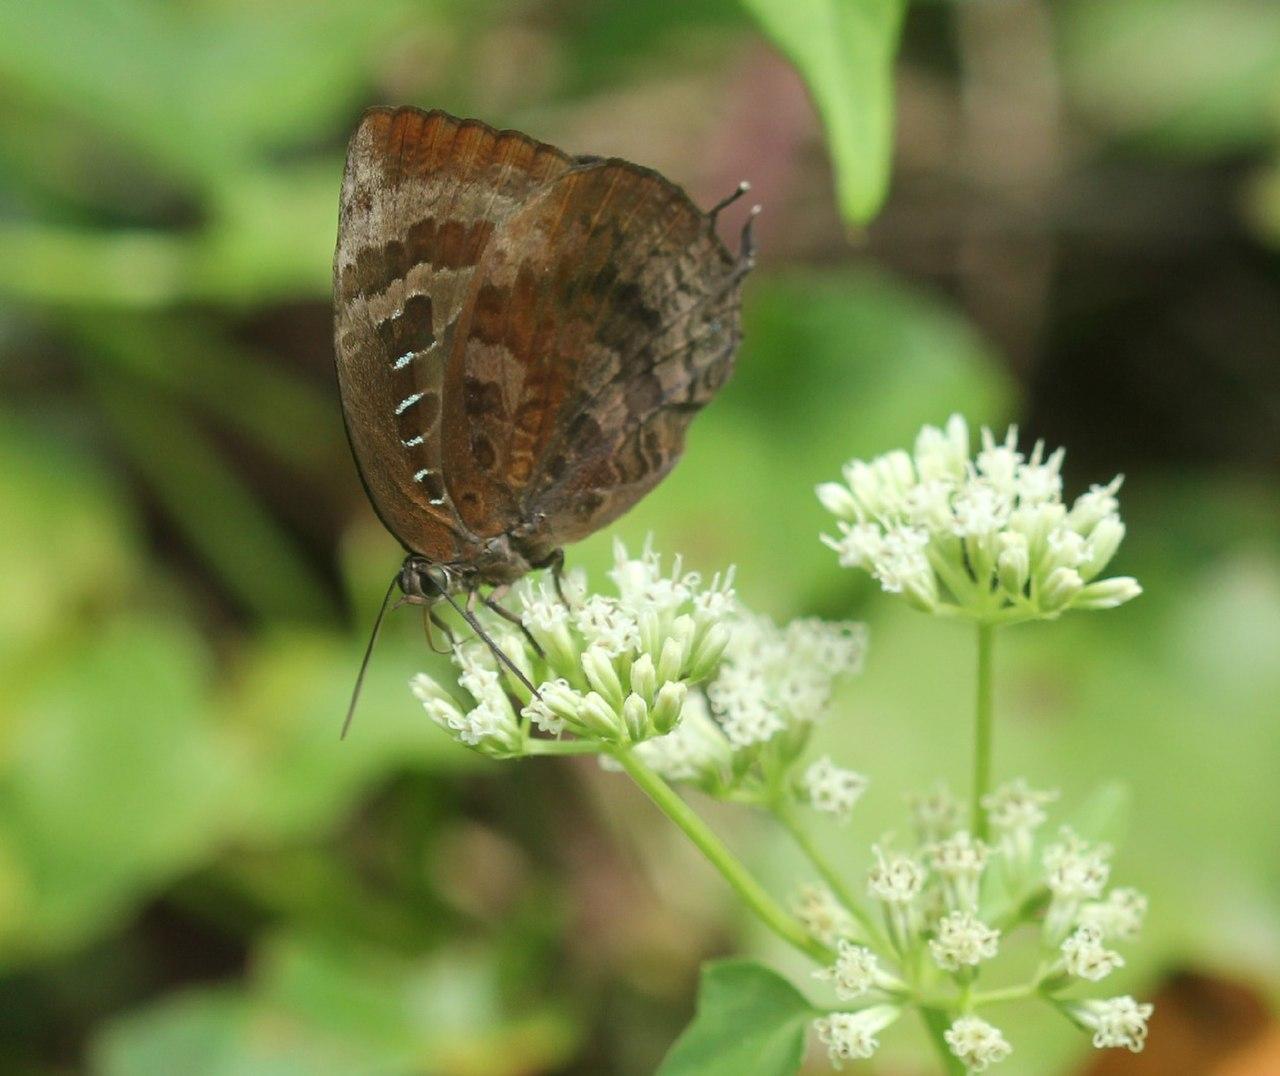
[972,621,996,840]
[918,1006,965,1075]
[969,982,1037,1006]
[611,748,831,964]
[522,737,602,756]
[771,798,889,952]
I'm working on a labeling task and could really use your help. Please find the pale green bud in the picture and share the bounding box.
[582,645,624,711]
[688,621,731,681]
[656,636,685,684]
[1075,576,1142,610]
[651,680,687,734]
[997,532,1030,596]
[816,481,859,518]
[622,692,649,740]
[579,690,624,740]
[629,652,657,703]
[1083,517,1125,580]
[1041,567,1084,612]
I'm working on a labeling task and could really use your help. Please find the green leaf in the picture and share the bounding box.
[658,960,817,1076]
[742,0,905,223]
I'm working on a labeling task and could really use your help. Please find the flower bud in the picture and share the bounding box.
[1083,516,1125,579]
[1040,567,1084,612]
[816,481,859,518]
[629,652,657,703]
[579,690,624,740]
[1075,576,1142,610]
[651,680,687,734]
[656,636,686,684]
[541,680,587,729]
[582,645,624,711]
[622,692,649,740]
[997,533,1030,596]
[688,621,731,681]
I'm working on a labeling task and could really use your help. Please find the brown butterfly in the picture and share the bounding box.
[333,106,755,732]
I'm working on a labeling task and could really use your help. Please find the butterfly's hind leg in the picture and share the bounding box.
[536,548,570,607]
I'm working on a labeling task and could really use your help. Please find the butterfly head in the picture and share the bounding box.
[397,556,453,605]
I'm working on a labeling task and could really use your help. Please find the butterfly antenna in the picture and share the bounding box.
[709,180,751,224]
[437,587,542,698]
[341,572,400,740]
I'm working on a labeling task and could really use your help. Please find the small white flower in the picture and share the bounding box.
[929,831,989,911]
[868,847,926,906]
[982,779,1057,836]
[813,940,900,1000]
[1068,996,1154,1052]
[872,525,932,595]
[944,1015,1012,1071]
[813,1006,901,1068]
[908,784,963,842]
[929,911,999,971]
[822,521,884,570]
[794,884,858,947]
[953,483,1012,538]
[1061,925,1125,981]
[1044,830,1111,902]
[802,756,868,823]
[1078,887,1148,941]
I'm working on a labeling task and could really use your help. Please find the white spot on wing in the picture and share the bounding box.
[402,435,424,448]
[394,352,415,370]
[395,392,424,415]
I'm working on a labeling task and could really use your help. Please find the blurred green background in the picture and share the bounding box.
[2,1,1279,1073]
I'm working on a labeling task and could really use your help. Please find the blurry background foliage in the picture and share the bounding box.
[0,0,1278,1073]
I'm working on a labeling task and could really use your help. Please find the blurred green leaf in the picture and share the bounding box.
[1060,0,1280,155]
[742,0,905,223]
[89,368,336,623]
[0,413,138,673]
[91,935,579,1076]
[0,615,232,964]
[658,959,816,1076]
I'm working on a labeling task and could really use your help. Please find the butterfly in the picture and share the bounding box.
[333,106,755,732]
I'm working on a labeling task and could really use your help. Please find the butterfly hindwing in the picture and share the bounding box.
[438,159,742,554]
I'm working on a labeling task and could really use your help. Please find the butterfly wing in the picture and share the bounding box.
[333,106,573,559]
[438,160,744,556]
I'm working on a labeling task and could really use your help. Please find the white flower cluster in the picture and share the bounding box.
[410,538,734,757]
[817,415,1141,621]
[707,613,866,748]
[807,778,1152,1071]
[611,612,865,794]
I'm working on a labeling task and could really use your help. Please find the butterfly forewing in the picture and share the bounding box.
[333,107,572,558]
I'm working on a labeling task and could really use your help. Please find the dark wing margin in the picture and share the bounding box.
[333,105,573,559]
[438,158,744,550]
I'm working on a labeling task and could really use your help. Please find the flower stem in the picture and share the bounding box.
[522,737,602,756]
[771,798,889,952]
[611,748,831,964]
[972,621,996,840]
[918,1006,965,1075]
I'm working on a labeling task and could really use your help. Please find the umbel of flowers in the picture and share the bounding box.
[404,413,1153,1074]
[817,415,1141,622]
[803,780,1152,1071]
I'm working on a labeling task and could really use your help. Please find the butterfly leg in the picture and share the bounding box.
[423,604,455,655]
[480,590,545,660]
[538,548,569,607]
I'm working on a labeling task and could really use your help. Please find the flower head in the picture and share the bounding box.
[819,415,1140,621]
[1066,996,1155,1052]
[801,756,868,822]
[867,847,925,906]
[929,911,1000,971]
[813,939,902,1000]
[1078,887,1148,941]
[410,539,737,753]
[944,1015,1012,1071]
[813,1006,902,1068]
[1061,926,1125,982]
[793,884,858,947]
